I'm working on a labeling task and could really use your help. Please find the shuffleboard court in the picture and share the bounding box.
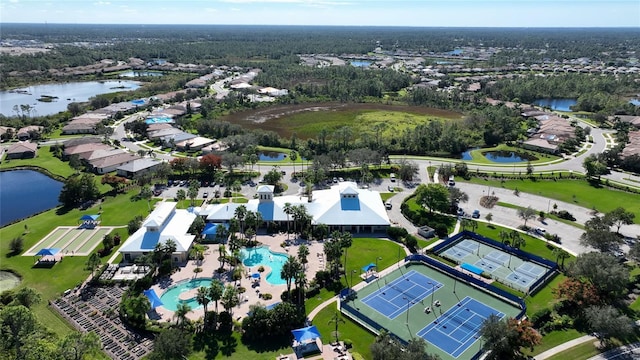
[24,226,117,256]
[417,296,505,358]
[361,270,442,319]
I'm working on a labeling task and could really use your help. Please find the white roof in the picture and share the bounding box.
[257,185,275,193]
[119,202,197,254]
[143,202,176,228]
[203,182,389,226]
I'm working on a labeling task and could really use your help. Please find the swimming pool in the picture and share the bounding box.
[145,115,173,124]
[240,246,288,285]
[159,278,212,311]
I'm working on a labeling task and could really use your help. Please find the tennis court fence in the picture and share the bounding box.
[406,254,526,319]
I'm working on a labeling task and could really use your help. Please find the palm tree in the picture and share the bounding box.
[552,247,570,269]
[221,284,239,316]
[218,244,227,271]
[294,269,307,307]
[281,256,299,295]
[209,280,224,313]
[196,287,210,314]
[290,151,298,177]
[461,218,472,231]
[510,231,525,249]
[340,232,353,285]
[174,302,191,328]
[234,205,247,238]
[283,202,293,240]
[328,310,345,343]
[499,230,509,244]
[86,253,101,279]
[297,244,310,270]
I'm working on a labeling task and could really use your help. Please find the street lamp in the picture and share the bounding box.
[429,282,435,307]
[350,269,357,289]
[375,256,382,275]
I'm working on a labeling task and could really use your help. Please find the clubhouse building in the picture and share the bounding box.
[199,182,391,233]
[119,202,197,263]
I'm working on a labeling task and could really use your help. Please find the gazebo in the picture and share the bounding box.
[34,248,61,265]
[79,214,100,229]
[291,325,322,357]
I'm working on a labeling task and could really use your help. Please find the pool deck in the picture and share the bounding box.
[150,232,326,323]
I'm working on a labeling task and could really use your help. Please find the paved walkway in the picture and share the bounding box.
[534,335,596,359]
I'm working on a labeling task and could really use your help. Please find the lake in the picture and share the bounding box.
[0,80,141,116]
[533,98,577,112]
[0,170,63,227]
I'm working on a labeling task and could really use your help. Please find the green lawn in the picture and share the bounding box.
[545,341,599,360]
[526,329,590,357]
[1,145,75,179]
[496,202,586,230]
[312,305,376,360]
[464,178,640,219]
[0,189,156,336]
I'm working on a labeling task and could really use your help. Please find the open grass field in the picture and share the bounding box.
[465,177,640,219]
[0,190,156,336]
[545,341,599,360]
[219,103,462,139]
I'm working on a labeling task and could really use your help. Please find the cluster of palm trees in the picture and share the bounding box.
[283,203,313,240]
[323,231,353,282]
[499,230,526,249]
[280,244,310,306]
[174,279,242,330]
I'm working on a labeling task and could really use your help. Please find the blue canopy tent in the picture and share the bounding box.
[79,214,100,229]
[34,248,61,265]
[362,263,376,272]
[36,248,61,257]
[291,325,322,356]
[143,289,164,309]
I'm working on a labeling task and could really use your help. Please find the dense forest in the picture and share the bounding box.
[2,24,640,74]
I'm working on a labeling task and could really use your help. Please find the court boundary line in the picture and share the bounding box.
[361,270,443,320]
[416,296,505,358]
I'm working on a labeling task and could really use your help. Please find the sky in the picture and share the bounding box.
[1,0,639,28]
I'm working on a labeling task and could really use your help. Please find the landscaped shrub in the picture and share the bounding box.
[434,224,448,238]
[404,235,418,252]
[387,226,408,241]
[261,293,272,300]
[530,308,553,328]
[343,339,353,349]
[555,210,576,221]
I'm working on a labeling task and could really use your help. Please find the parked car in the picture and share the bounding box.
[203,192,209,198]
[535,227,546,235]
[385,202,392,210]
[472,209,480,218]
[388,186,394,192]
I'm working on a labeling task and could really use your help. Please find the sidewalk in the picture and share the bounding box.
[534,335,595,359]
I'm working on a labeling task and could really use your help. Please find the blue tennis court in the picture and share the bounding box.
[361,270,443,319]
[457,239,480,253]
[515,262,546,279]
[505,271,535,288]
[484,250,510,266]
[473,258,500,273]
[416,296,505,358]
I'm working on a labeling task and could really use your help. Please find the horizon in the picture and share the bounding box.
[1,0,639,28]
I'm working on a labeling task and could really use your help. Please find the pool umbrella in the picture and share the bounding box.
[143,289,163,309]
[251,273,260,279]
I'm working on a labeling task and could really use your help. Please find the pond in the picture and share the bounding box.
[0,271,21,292]
[460,148,480,160]
[258,151,287,161]
[0,170,63,227]
[483,151,537,163]
[0,80,141,116]
[351,60,371,67]
[533,98,577,112]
